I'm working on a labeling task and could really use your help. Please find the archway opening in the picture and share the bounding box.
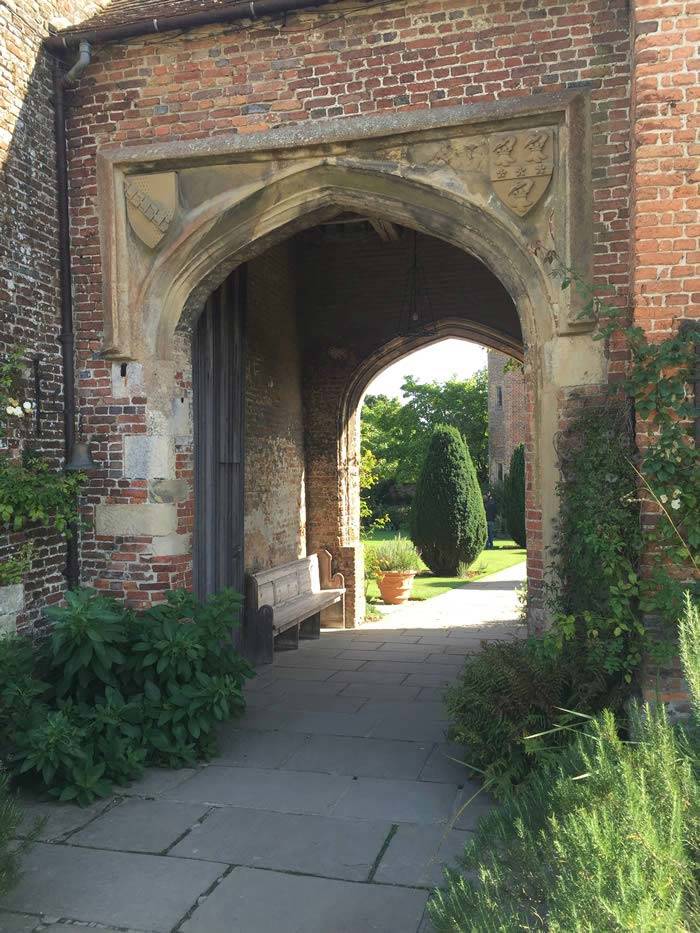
[358,337,527,619]
[189,212,535,644]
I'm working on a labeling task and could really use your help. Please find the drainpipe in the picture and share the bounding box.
[45,0,337,49]
[53,40,92,587]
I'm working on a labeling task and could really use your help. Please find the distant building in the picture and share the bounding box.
[487,351,526,488]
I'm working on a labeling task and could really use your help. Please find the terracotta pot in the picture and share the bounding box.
[377,571,417,605]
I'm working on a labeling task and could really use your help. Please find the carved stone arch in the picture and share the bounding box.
[134,163,555,362]
[94,95,602,627]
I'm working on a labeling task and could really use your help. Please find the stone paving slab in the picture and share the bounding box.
[368,714,449,743]
[330,777,461,824]
[180,866,428,933]
[214,725,308,767]
[117,767,198,798]
[171,806,392,881]
[453,782,496,831]
[274,708,384,737]
[283,734,433,779]
[250,690,367,713]
[419,743,472,784]
[0,912,40,932]
[16,795,114,842]
[165,764,354,814]
[375,824,472,888]
[3,843,225,932]
[69,798,208,854]
[338,682,422,700]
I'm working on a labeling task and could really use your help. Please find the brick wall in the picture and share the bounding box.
[5,0,640,625]
[630,0,699,711]
[0,0,106,629]
[245,241,306,572]
[487,350,526,488]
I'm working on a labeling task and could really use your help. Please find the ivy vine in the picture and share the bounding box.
[543,259,698,682]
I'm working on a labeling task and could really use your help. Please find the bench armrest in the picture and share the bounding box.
[316,548,345,591]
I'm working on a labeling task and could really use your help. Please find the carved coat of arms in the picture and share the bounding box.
[488,129,554,217]
[124,171,178,248]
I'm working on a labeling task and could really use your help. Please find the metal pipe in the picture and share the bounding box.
[65,39,92,83]
[53,39,93,587]
[45,0,337,50]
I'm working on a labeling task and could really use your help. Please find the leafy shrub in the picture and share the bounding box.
[0,542,33,586]
[445,638,618,798]
[0,453,84,534]
[366,536,422,575]
[411,425,486,575]
[502,443,526,547]
[0,767,25,898]
[0,588,253,805]
[431,596,700,932]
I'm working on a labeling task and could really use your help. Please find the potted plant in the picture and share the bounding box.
[369,536,423,605]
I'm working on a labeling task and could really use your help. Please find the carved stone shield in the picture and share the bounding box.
[488,128,554,217]
[125,171,177,248]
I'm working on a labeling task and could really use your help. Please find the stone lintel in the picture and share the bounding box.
[96,504,177,537]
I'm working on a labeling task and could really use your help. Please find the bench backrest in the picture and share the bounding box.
[248,554,321,611]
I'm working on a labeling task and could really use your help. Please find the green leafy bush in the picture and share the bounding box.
[445,638,618,797]
[0,588,254,805]
[0,767,25,898]
[502,443,526,547]
[411,425,487,575]
[365,535,422,575]
[430,596,700,932]
[0,454,84,534]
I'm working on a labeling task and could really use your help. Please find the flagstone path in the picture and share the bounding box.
[2,562,525,933]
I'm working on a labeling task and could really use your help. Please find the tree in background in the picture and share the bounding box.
[360,370,488,527]
[503,443,526,547]
[411,425,487,575]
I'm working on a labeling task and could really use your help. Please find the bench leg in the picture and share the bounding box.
[300,612,321,640]
[275,624,300,651]
[320,596,345,630]
[243,606,274,667]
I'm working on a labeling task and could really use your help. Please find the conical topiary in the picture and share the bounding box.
[410,424,487,575]
[504,443,526,547]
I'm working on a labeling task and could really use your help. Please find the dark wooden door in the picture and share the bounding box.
[192,268,246,617]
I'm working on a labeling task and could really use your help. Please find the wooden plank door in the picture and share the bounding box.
[192,268,246,621]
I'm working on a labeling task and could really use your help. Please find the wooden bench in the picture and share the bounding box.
[245,549,345,665]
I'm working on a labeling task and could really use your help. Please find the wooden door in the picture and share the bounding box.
[192,268,246,617]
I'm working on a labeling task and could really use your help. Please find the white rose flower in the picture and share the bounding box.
[12,406,22,417]
[5,406,13,415]
[22,400,32,411]
[671,499,681,510]
[659,494,668,504]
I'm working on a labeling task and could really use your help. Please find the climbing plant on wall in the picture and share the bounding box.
[542,258,697,682]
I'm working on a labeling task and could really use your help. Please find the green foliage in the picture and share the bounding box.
[0,767,25,898]
[430,703,699,932]
[432,597,700,932]
[502,443,526,547]
[0,454,84,534]
[0,542,33,586]
[360,369,489,493]
[0,347,34,440]
[444,638,617,798]
[558,265,698,618]
[0,588,253,806]
[548,404,645,684]
[365,535,422,576]
[411,425,487,575]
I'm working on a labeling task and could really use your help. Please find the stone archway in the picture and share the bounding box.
[90,93,605,629]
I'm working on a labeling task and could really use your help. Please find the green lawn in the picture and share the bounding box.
[363,530,526,602]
